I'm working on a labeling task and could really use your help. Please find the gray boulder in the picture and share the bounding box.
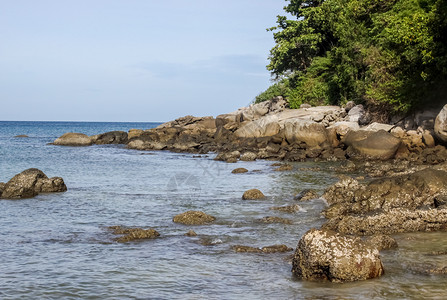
[284,119,328,147]
[53,132,92,146]
[434,104,447,143]
[343,130,401,160]
[1,168,67,199]
[292,228,384,282]
[92,131,128,145]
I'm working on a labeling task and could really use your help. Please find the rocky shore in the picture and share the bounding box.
[50,100,447,283]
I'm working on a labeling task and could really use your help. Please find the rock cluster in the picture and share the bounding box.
[0,168,67,199]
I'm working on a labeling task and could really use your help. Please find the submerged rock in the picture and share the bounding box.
[1,168,67,199]
[231,168,248,174]
[292,228,384,282]
[173,211,216,225]
[14,134,29,138]
[242,189,265,200]
[259,216,293,225]
[53,132,93,146]
[274,164,293,171]
[232,244,293,253]
[108,226,160,243]
[270,204,301,213]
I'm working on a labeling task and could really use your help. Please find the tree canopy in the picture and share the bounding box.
[257,0,447,114]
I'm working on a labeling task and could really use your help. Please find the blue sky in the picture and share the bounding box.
[0,0,287,122]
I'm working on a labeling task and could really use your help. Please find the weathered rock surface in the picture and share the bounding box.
[294,189,318,201]
[242,189,265,200]
[284,119,328,147]
[1,168,67,199]
[259,216,292,224]
[343,130,401,160]
[108,226,160,243]
[292,228,384,282]
[173,211,216,225]
[53,132,93,146]
[322,169,447,234]
[92,131,128,145]
[270,204,301,213]
[364,235,398,250]
[434,104,447,143]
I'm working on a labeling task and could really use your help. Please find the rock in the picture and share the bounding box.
[294,189,318,201]
[259,216,292,224]
[93,131,128,145]
[232,168,248,174]
[364,235,398,250]
[242,189,265,200]
[343,130,401,160]
[232,244,293,253]
[348,104,365,123]
[1,168,67,199]
[274,164,293,171]
[108,226,160,243]
[270,204,301,213]
[434,104,447,143]
[261,244,293,253]
[215,151,240,162]
[422,130,436,148]
[292,228,384,282]
[284,119,328,147]
[362,122,394,132]
[185,229,198,237]
[300,104,312,109]
[344,101,356,112]
[128,129,144,140]
[173,211,216,225]
[14,134,29,138]
[53,132,93,146]
[240,152,257,161]
[234,115,280,138]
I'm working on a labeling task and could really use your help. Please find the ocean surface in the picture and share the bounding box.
[1,121,447,299]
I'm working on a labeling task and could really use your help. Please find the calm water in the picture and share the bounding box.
[1,121,446,299]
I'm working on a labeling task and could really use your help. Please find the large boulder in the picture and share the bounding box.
[284,120,328,147]
[292,228,384,282]
[1,168,67,199]
[234,115,280,138]
[434,104,447,143]
[242,189,265,200]
[92,131,128,145]
[343,130,401,160]
[53,132,93,146]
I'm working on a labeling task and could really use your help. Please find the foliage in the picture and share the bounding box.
[258,0,447,113]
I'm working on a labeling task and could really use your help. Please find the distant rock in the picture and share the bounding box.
[108,226,160,243]
[1,168,67,199]
[273,164,293,171]
[53,132,93,146]
[259,216,292,224]
[173,211,216,225]
[92,131,128,145]
[270,204,301,213]
[232,244,293,253]
[292,228,384,282]
[242,189,265,200]
[231,168,248,174]
[14,134,29,138]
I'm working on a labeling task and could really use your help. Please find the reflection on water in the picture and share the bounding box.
[0,122,447,299]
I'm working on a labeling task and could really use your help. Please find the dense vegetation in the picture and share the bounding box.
[256,0,447,114]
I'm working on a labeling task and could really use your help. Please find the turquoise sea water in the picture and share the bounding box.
[1,121,447,299]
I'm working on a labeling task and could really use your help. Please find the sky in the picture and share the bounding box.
[0,0,288,122]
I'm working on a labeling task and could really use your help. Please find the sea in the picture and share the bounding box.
[1,121,447,299]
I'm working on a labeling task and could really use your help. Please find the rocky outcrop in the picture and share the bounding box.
[108,226,160,243]
[92,131,128,145]
[434,104,447,144]
[173,211,216,225]
[242,189,265,200]
[1,168,67,199]
[292,228,384,282]
[322,169,447,235]
[53,132,92,146]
